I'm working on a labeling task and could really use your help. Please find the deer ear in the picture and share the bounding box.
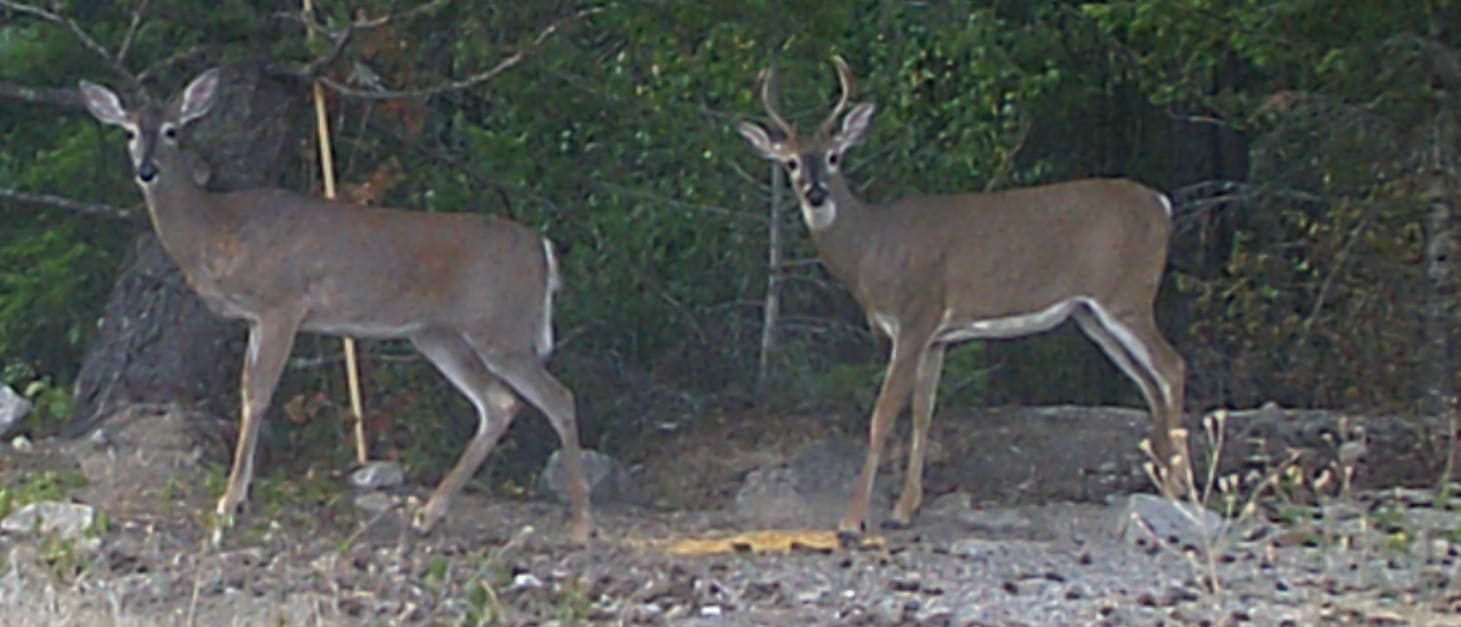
[78,80,128,126]
[834,102,876,152]
[176,68,222,125]
[736,121,785,161]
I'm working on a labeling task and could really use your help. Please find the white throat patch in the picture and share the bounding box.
[800,198,837,231]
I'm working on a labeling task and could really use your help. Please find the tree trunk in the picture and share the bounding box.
[65,62,302,438]
[1422,117,1456,418]
[755,164,785,406]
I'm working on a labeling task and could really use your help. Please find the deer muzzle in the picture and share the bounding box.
[136,161,159,183]
[805,184,829,207]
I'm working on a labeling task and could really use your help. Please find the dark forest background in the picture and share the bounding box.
[1,1,1456,479]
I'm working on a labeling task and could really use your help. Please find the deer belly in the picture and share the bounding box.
[934,298,1080,342]
[299,309,427,339]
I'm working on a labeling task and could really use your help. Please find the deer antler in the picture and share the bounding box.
[758,65,794,138]
[821,55,856,135]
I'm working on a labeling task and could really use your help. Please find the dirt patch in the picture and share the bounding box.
[1,405,1458,625]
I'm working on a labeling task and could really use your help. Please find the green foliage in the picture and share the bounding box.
[1085,0,1460,411]
[0,225,115,394]
[0,469,89,520]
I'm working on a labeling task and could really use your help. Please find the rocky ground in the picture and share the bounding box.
[1,404,1459,625]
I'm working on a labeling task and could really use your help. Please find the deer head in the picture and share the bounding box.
[736,56,876,232]
[79,68,220,188]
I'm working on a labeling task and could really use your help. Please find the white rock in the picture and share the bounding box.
[1,501,96,540]
[511,573,544,590]
[350,461,405,490]
[352,492,395,514]
[0,385,29,437]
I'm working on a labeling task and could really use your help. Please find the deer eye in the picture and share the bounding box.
[827,152,840,167]
[786,158,799,172]
[162,126,178,140]
[123,129,136,140]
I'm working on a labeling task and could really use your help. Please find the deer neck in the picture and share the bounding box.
[138,167,229,269]
[803,175,871,285]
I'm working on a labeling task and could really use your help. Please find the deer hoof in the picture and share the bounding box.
[411,507,442,535]
[881,517,911,531]
[568,518,593,545]
[836,518,868,548]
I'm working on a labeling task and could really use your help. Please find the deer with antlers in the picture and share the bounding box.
[736,57,1188,541]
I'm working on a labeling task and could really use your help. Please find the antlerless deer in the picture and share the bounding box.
[79,68,593,543]
[737,58,1189,542]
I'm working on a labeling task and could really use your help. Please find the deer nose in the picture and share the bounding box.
[805,185,828,207]
[136,162,159,183]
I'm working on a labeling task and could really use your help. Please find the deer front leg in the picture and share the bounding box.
[889,343,946,528]
[216,312,300,529]
[838,340,921,543]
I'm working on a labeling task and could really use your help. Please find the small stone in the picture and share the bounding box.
[10,435,32,452]
[352,492,395,514]
[350,461,405,490]
[511,573,544,590]
[949,538,1005,557]
[871,595,909,624]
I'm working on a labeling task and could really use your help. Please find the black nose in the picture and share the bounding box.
[136,162,158,182]
[806,186,828,207]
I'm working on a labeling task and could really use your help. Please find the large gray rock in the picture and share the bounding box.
[0,384,30,437]
[538,448,644,506]
[733,436,889,528]
[1116,493,1226,549]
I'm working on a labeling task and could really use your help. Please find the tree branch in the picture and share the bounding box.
[319,6,603,100]
[116,0,149,66]
[0,188,143,225]
[275,0,455,32]
[0,0,140,91]
[0,81,83,109]
[137,45,212,84]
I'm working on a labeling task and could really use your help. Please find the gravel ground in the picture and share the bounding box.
[2,487,1459,626]
[2,404,1457,625]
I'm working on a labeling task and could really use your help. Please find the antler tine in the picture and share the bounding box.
[758,65,794,138]
[821,55,856,134]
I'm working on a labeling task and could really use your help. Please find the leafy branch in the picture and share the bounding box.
[0,188,142,224]
[317,6,604,100]
[0,0,142,91]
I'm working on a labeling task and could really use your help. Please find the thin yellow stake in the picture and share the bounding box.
[305,0,369,465]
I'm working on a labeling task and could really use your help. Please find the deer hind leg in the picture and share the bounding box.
[839,337,923,542]
[217,310,302,525]
[888,342,946,529]
[409,329,522,534]
[466,336,593,544]
[1073,304,1188,496]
